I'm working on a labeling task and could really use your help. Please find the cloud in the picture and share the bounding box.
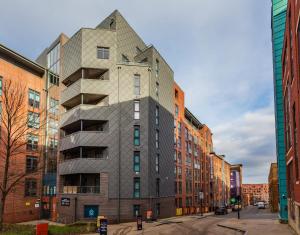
[213,103,276,183]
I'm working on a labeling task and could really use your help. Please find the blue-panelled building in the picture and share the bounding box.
[271,0,288,222]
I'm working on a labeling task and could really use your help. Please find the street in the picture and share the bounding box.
[105,206,296,235]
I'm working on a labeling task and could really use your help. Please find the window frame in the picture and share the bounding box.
[134,100,140,120]
[133,151,140,172]
[133,177,140,198]
[134,125,140,146]
[97,47,110,59]
[24,178,37,197]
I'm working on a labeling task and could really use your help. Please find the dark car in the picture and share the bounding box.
[215,206,228,215]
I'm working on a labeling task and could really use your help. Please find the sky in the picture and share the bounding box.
[0,0,275,183]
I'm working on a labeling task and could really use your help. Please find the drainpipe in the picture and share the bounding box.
[117,66,121,223]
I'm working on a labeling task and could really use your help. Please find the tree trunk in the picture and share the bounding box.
[0,193,6,231]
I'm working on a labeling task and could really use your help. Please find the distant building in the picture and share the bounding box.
[230,164,243,202]
[268,163,279,212]
[242,184,269,205]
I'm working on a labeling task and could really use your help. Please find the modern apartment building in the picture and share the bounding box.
[271,0,288,222]
[173,83,214,215]
[56,10,175,223]
[0,44,46,223]
[36,33,69,221]
[269,163,279,213]
[242,184,269,204]
[230,164,243,202]
[282,0,300,232]
[210,153,231,208]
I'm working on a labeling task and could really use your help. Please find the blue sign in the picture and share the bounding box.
[84,205,99,218]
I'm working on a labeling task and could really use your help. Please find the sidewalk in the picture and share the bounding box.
[93,212,214,235]
[218,218,296,235]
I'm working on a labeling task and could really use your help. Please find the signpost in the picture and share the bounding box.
[137,215,143,230]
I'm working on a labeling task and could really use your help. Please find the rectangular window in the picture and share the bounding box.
[155,59,159,77]
[49,138,58,150]
[178,137,181,148]
[175,105,179,117]
[97,47,109,59]
[49,118,58,135]
[25,178,37,197]
[29,89,40,108]
[134,151,140,172]
[134,74,141,95]
[49,72,59,86]
[155,106,159,125]
[134,100,140,120]
[133,204,141,217]
[26,156,38,173]
[49,98,59,115]
[155,154,160,173]
[155,130,159,149]
[134,126,140,146]
[156,178,160,197]
[155,82,159,97]
[28,112,40,129]
[178,122,181,135]
[27,134,39,151]
[133,177,140,198]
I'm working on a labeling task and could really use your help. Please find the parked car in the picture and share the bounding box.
[254,202,258,206]
[215,206,228,215]
[257,202,265,209]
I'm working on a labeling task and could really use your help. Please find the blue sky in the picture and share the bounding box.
[0,0,275,183]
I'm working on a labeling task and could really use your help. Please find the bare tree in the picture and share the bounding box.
[0,80,46,231]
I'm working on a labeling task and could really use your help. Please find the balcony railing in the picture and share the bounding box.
[62,186,100,194]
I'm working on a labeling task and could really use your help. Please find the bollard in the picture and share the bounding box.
[137,215,143,230]
[36,223,48,235]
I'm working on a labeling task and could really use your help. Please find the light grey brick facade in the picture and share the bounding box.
[57,10,175,223]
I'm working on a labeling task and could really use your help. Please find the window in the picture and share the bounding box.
[47,43,60,75]
[134,100,140,120]
[133,177,140,198]
[155,130,159,149]
[133,205,141,217]
[29,89,40,108]
[155,59,159,77]
[26,156,38,173]
[178,122,181,135]
[134,74,141,95]
[49,138,58,149]
[28,112,40,129]
[178,137,181,148]
[49,118,58,135]
[155,106,159,125]
[155,154,160,173]
[27,134,38,151]
[156,178,160,197]
[25,179,37,197]
[122,54,129,63]
[155,82,159,97]
[175,105,179,117]
[175,89,178,99]
[174,150,177,162]
[134,126,140,146]
[48,72,59,86]
[97,47,109,59]
[134,151,140,172]
[49,98,59,115]
[293,104,299,179]
[0,76,2,96]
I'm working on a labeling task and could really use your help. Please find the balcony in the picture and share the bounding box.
[61,173,100,194]
[62,120,108,136]
[60,131,109,151]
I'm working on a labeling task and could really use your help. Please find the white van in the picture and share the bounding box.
[257,202,265,209]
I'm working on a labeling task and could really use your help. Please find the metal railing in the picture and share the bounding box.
[62,186,100,194]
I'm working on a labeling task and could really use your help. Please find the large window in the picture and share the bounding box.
[28,112,40,129]
[133,151,140,172]
[49,98,59,116]
[134,100,140,120]
[26,156,38,173]
[27,134,39,151]
[25,178,37,197]
[155,130,159,149]
[97,47,109,59]
[47,43,60,75]
[133,177,140,198]
[155,154,160,173]
[134,126,140,146]
[49,138,58,150]
[29,89,40,108]
[155,82,159,97]
[134,74,141,95]
[155,106,159,125]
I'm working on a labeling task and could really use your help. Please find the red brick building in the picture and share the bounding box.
[0,44,46,223]
[242,184,269,205]
[174,83,213,214]
[282,0,300,232]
